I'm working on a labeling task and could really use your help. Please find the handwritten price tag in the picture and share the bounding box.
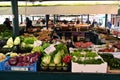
[44,45,56,54]
[33,40,42,47]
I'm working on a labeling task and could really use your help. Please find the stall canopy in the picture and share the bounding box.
[0,4,118,15]
[0,0,119,37]
[0,1,119,15]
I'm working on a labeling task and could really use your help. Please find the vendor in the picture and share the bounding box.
[91,19,98,27]
[75,18,81,24]
[117,19,120,27]
[106,21,112,29]
[48,19,54,29]
[3,18,12,30]
[25,17,33,30]
[86,19,91,24]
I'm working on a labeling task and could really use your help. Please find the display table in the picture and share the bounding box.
[75,24,90,32]
[0,71,120,80]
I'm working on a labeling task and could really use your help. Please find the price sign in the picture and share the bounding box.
[44,45,56,54]
[33,40,42,47]
[56,41,61,45]
[11,67,28,71]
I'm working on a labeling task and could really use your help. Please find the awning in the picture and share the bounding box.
[0,4,118,15]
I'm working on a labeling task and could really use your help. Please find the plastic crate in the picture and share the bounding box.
[0,57,9,71]
[39,63,71,72]
[4,62,37,72]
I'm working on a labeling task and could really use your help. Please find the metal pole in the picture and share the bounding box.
[53,14,56,24]
[87,14,89,21]
[81,15,83,24]
[20,15,23,24]
[105,14,108,27]
[32,16,34,21]
[11,0,19,38]
[46,15,49,28]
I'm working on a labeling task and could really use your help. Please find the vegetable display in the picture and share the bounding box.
[40,43,71,72]
[74,42,93,48]
[1,28,120,73]
[71,49,103,64]
[5,52,41,67]
[99,53,120,70]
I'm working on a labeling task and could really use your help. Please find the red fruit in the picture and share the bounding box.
[62,55,72,64]
[109,48,114,52]
[103,48,109,52]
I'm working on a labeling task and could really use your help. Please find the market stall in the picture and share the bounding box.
[0,0,120,80]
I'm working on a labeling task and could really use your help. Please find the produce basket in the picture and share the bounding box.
[4,62,37,72]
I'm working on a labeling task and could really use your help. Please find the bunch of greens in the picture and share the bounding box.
[99,53,120,69]
[75,58,103,64]
[71,49,102,64]
[54,43,68,55]
[0,30,12,40]
[23,36,37,44]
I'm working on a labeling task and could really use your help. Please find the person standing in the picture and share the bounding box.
[3,18,12,30]
[106,20,112,34]
[25,17,33,30]
[117,19,120,27]
[91,19,98,27]
[86,19,91,24]
[107,21,112,29]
